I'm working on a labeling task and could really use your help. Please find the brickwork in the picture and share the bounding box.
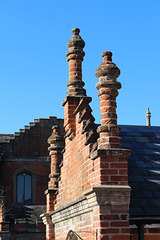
[130,225,160,240]
[48,125,64,191]
[95,51,121,149]
[1,27,159,240]
[43,28,131,240]
[63,28,86,138]
[55,107,95,208]
[1,116,63,157]
[5,161,50,205]
[0,117,63,236]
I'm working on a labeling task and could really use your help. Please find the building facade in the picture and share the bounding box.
[41,29,160,240]
[0,117,63,239]
[1,28,160,240]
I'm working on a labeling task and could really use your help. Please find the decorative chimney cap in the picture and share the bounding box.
[67,28,85,48]
[95,51,120,79]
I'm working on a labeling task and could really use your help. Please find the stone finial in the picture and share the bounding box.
[95,51,120,80]
[48,125,64,152]
[67,28,85,49]
[95,51,122,149]
[66,28,85,62]
[146,108,151,126]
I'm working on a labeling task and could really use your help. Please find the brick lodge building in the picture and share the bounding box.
[1,28,160,240]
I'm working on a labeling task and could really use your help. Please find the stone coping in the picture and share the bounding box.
[46,184,130,217]
[84,185,131,195]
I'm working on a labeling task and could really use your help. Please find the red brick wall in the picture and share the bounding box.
[5,161,50,205]
[1,117,63,158]
[55,110,94,209]
[44,29,131,240]
[130,225,160,240]
[0,117,63,207]
[44,98,131,240]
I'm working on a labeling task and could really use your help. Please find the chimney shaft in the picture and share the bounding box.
[66,28,86,97]
[146,108,151,126]
[63,28,86,138]
[95,51,122,149]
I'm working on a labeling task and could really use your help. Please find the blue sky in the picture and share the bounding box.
[0,0,160,133]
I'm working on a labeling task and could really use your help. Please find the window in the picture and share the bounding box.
[17,173,32,204]
[13,168,36,204]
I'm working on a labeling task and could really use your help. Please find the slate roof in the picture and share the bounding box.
[120,125,160,223]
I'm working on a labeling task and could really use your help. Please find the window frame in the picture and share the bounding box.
[13,168,36,205]
[17,172,32,204]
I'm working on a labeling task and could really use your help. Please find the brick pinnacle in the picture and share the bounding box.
[66,28,86,97]
[95,51,122,149]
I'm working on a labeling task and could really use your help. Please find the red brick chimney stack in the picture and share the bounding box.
[66,28,86,97]
[92,51,131,240]
[42,30,131,240]
[63,28,86,138]
[95,51,122,149]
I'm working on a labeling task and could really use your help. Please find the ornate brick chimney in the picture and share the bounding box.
[42,31,131,240]
[44,125,64,240]
[62,28,86,139]
[91,51,131,240]
[95,51,121,149]
[66,28,86,97]
[47,125,64,193]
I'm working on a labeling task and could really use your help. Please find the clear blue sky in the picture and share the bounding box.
[0,0,160,133]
